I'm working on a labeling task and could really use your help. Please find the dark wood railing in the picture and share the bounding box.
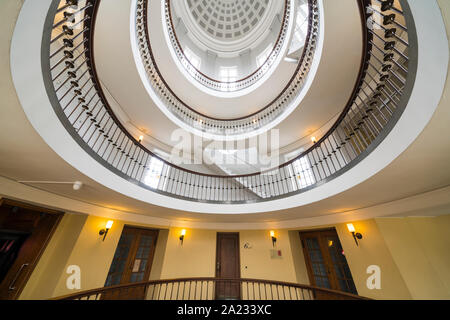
[54,278,370,300]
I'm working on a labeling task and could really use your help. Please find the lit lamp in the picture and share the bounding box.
[138,135,144,143]
[99,220,114,241]
[179,229,186,246]
[270,230,277,247]
[347,223,363,246]
[311,136,317,144]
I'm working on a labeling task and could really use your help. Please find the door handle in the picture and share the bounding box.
[8,263,29,291]
[216,262,220,271]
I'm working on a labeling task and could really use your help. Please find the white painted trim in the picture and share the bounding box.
[1,176,449,230]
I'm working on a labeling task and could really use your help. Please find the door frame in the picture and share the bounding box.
[123,225,159,285]
[215,232,241,299]
[106,225,159,286]
[0,198,64,299]
[299,228,357,294]
[300,228,335,289]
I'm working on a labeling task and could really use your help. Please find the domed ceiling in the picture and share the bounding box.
[187,0,271,42]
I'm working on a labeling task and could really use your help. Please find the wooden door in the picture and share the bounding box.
[215,233,240,300]
[0,199,63,300]
[300,229,357,298]
[103,226,158,300]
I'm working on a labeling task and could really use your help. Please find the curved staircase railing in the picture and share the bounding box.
[136,0,320,137]
[42,0,417,203]
[53,277,370,300]
[164,0,293,93]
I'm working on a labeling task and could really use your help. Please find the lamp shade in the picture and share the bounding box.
[347,223,356,233]
[106,220,114,229]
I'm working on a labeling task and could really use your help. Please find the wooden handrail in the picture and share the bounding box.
[53,277,371,300]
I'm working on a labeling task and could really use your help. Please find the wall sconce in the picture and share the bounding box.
[99,220,114,241]
[311,136,317,144]
[179,229,186,246]
[270,230,277,247]
[138,135,144,143]
[347,223,363,246]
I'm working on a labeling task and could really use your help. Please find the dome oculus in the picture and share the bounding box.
[187,0,271,42]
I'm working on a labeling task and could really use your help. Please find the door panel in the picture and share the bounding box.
[0,231,29,285]
[215,233,240,300]
[104,232,134,287]
[0,199,63,300]
[104,226,158,300]
[300,229,357,297]
[324,233,358,294]
[303,237,331,289]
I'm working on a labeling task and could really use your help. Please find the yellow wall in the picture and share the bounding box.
[160,228,217,279]
[19,213,87,300]
[335,220,412,300]
[47,216,169,299]
[50,215,126,298]
[20,221,308,298]
[18,213,167,299]
[159,228,299,283]
[16,211,450,300]
[375,216,450,299]
[149,229,169,280]
[288,230,311,285]
[285,221,412,300]
[239,230,298,283]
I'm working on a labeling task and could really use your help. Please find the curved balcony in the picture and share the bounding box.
[53,277,370,300]
[41,0,417,204]
[163,0,293,93]
[135,0,320,138]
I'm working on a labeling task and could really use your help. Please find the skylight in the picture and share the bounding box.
[184,46,201,69]
[256,44,273,67]
[219,66,238,82]
[292,3,309,49]
[143,157,164,189]
[290,156,315,189]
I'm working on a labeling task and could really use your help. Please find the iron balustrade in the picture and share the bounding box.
[53,277,370,300]
[42,0,417,204]
[163,0,293,93]
[136,0,319,137]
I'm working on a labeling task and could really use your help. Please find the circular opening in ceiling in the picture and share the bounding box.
[187,0,271,43]
[166,0,293,93]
